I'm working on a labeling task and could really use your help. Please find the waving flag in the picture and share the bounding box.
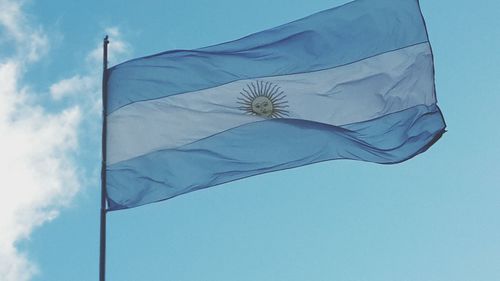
[104,0,446,210]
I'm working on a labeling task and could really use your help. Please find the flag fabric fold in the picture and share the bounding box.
[105,0,446,210]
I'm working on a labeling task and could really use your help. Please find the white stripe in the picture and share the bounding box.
[107,43,434,165]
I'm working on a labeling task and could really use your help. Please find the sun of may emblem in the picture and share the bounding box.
[237,81,289,118]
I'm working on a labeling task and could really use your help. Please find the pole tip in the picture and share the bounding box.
[104,35,109,44]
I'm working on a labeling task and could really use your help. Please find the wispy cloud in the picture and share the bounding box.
[0,0,130,280]
[0,0,49,62]
[88,27,131,66]
[50,75,94,100]
[50,27,130,109]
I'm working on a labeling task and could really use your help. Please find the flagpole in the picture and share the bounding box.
[99,35,109,281]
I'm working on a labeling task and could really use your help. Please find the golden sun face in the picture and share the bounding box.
[237,81,289,118]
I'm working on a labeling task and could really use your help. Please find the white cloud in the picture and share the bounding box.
[0,59,81,281]
[0,0,49,62]
[49,27,130,106]
[0,1,131,280]
[50,74,94,100]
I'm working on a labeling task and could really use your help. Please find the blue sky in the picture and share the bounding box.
[0,0,499,280]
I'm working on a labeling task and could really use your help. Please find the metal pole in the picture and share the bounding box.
[99,35,109,281]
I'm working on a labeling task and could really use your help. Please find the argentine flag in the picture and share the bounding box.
[105,0,446,210]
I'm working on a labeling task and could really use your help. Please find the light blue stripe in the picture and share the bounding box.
[107,0,428,114]
[106,104,445,210]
